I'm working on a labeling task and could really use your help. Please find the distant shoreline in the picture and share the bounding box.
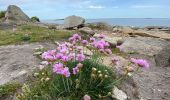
[42,18,170,27]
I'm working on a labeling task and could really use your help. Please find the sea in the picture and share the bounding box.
[42,18,170,27]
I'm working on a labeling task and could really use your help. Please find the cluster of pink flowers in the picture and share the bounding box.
[53,63,70,77]
[91,34,112,54]
[130,58,149,69]
[69,34,81,44]
[42,34,87,77]
[42,50,57,61]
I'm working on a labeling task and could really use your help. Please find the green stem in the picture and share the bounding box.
[62,76,67,92]
[66,78,70,92]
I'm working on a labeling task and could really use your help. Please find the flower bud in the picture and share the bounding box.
[42,72,45,75]
[92,67,97,72]
[108,92,112,96]
[98,71,101,74]
[45,77,50,81]
[33,73,39,77]
[99,74,103,78]
[104,75,108,78]
[98,94,102,98]
[41,78,44,82]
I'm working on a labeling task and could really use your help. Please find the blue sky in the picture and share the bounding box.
[0,0,170,19]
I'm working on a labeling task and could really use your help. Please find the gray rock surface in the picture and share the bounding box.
[5,5,31,23]
[112,86,128,100]
[64,15,85,29]
[121,37,170,67]
[0,42,56,85]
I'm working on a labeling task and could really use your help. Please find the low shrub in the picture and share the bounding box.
[0,11,5,19]
[31,16,40,22]
[21,35,31,41]
[0,83,21,97]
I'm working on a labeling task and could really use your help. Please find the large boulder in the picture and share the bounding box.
[63,15,85,29]
[79,27,95,36]
[121,37,170,67]
[5,5,31,23]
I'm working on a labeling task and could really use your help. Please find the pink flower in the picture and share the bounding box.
[72,63,83,75]
[81,40,88,46]
[53,63,64,74]
[76,53,85,62]
[60,48,68,54]
[83,95,91,100]
[98,34,105,38]
[61,55,69,62]
[73,67,79,75]
[55,53,63,59]
[42,50,56,61]
[130,58,149,69]
[62,67,70,77]
[72,34,81,40]
[69,37,74,42]
[68,53,75,60]
[90,37,96,42]
[53,63,71,77]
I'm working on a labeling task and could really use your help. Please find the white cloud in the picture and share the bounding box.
[131,5,160,8]
[88,5,105,9]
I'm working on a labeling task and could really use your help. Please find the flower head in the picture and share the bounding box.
[90,37,96,42]
[130,58,149,69]
[53,63,64,74]
[73,67,79,75]
[98,34,105,38]
[62,67,70,77]
[61,55,69,62]
[76,53,85,62]
[83,95,91,100]
[42,50,56,61]
[81,40,88,46]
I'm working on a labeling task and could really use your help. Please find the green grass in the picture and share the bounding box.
[0,25,73,46]
[17,59,116,100]
[0,82,21,97]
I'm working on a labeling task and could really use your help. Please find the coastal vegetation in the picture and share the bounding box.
[16,34,149,100]
[0,25,73,46]
[0,11,5,19]
[31,16,40,22]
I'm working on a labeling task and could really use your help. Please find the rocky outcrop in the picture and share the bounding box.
[5,5,31,23]
[0,42,56,85]
[86,22,113,31]
[79,27,95,36]
[63,15,85,29]
[121,37,170,67]
[131,29,170,40]
[113,26,134,34]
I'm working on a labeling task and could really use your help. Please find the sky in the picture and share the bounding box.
[0,0,170,19]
